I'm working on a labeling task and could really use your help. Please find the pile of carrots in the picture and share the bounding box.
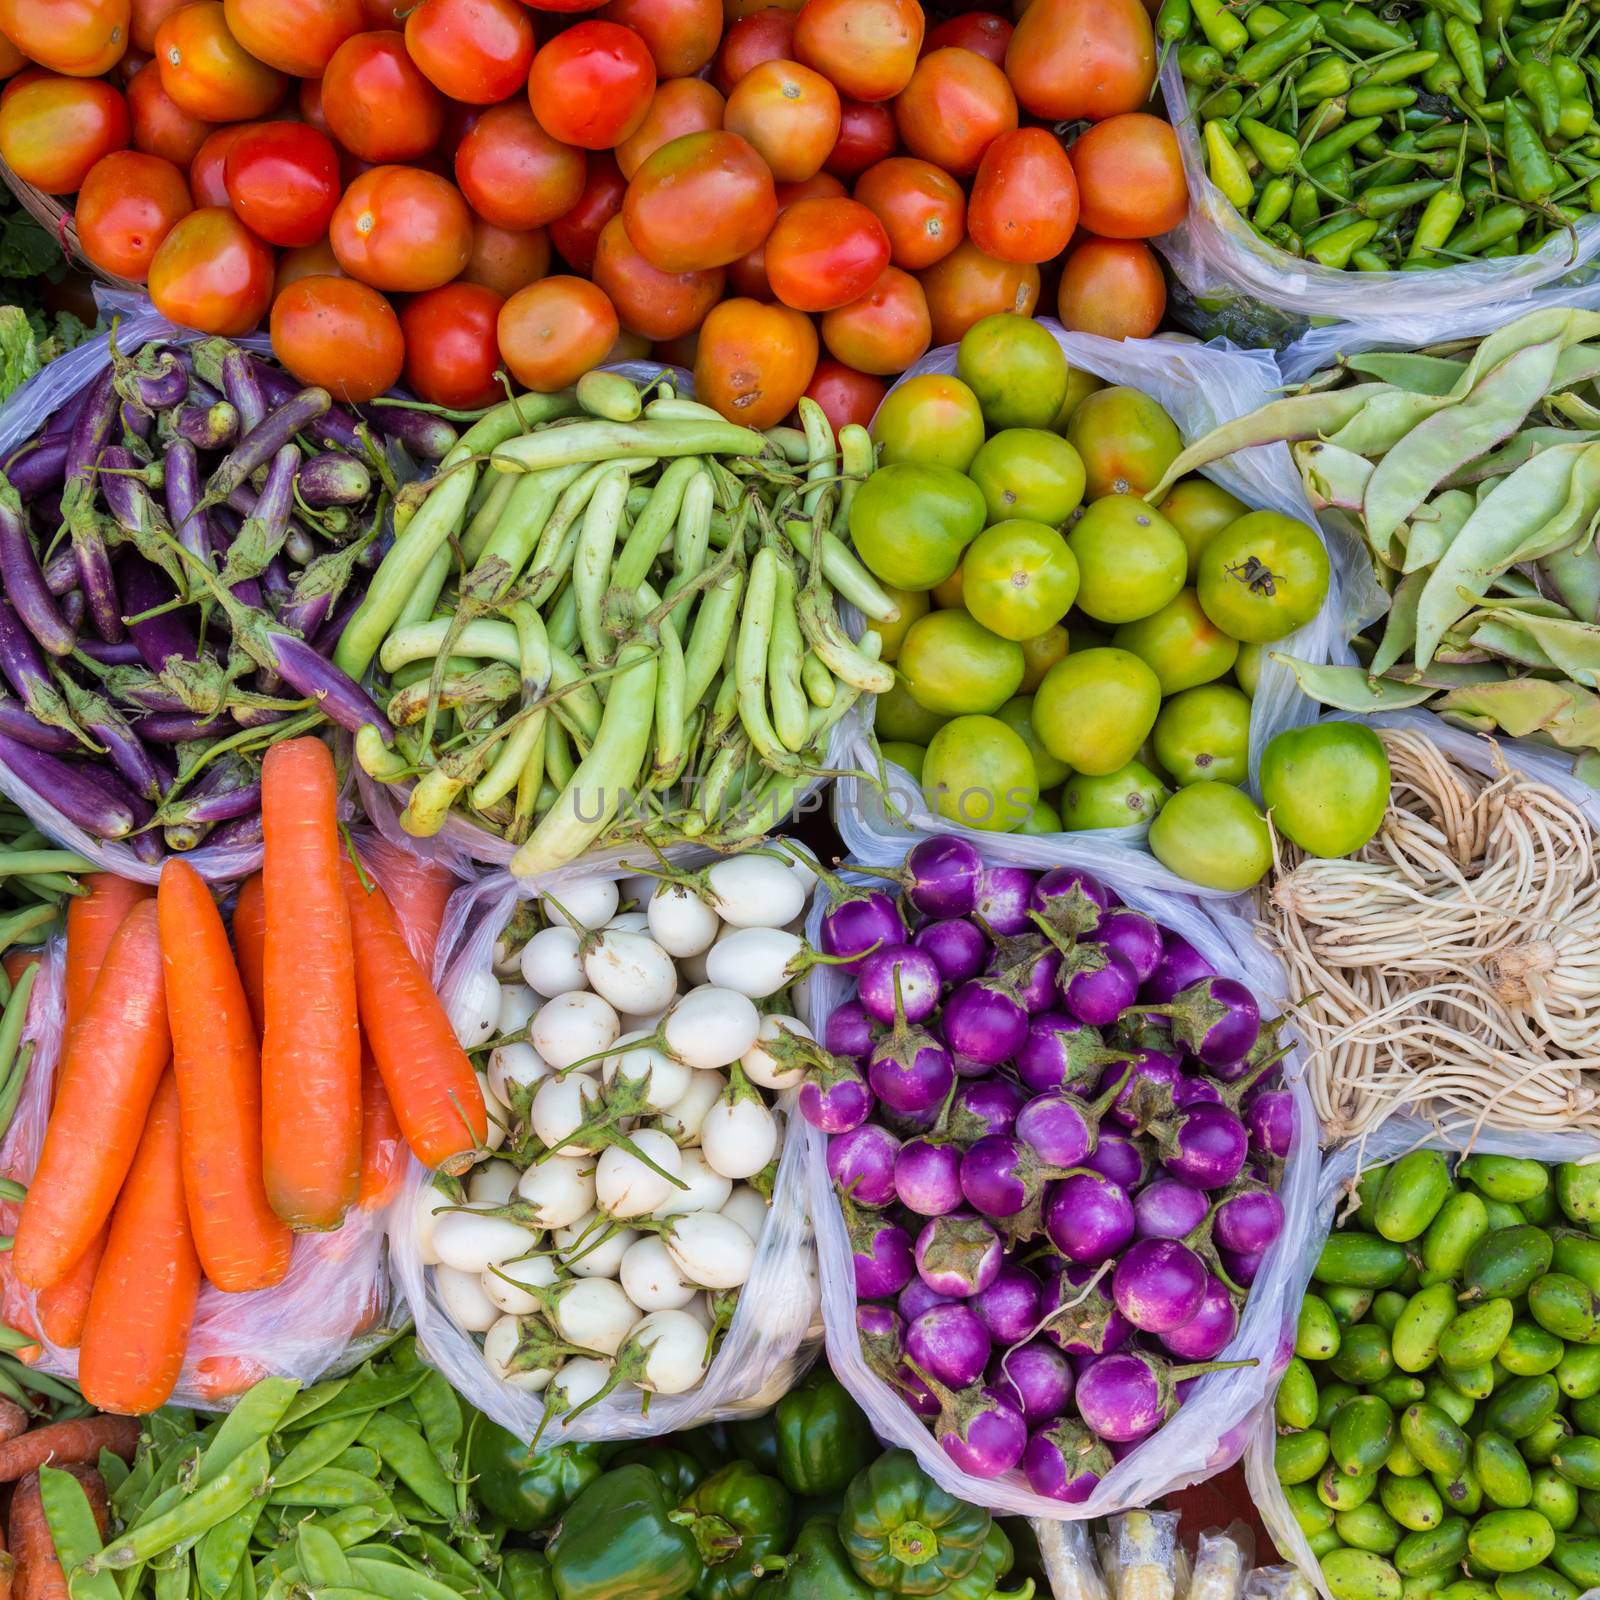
[0,736,482,1417]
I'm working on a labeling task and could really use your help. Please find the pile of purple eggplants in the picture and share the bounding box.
[795,836,1297,1503]
[0,334,427,859]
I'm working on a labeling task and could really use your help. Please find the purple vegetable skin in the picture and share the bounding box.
[974,866,1034,934]
[819,886,905,970]
[866,986,954,1116]
[1099,1049,1183,1128]
[1016,1013,1123,1095]
[61,368,123,643]
[1111,1237,1208,1332]
[297,452,372,507]
[913,918,987,984]
[3,437,68,499]
[0,731,149,839]
[856,944,941,1025]
[1043,1265,1133,1358]
[205,810,263,850]
[1159,1276,1239,1361]
[827,1123,900,1208]
[358,398,458,461]
[824,999,875,1061]
[0,481,74,656]
[1030,866,1110,936]
[898,1279,955,1322]
[174,402,239,452]
[914,1212,1002,1297]
[1246,1085,1294,1160]
[1139,977,1261,1070]
[1155,1103,1249,1190]
[929,1381,1027,1478]
[798,1053,874,1133]
[1075,1350,1254,1441]
[1095,910,1164,983]
[1086,1133,1150,1191]
[946,1078,1024,1143]
[971,1262,1040,1344]
[894,1138,963,1217]
[1056,943,1139,1027]
[1133,1178,1211,1241]
[941,976,1027,1067]
[1023,1419,1112,1502]
[843,1195,915,1300]
[905,1302,990,1387]
[1043,1170,1134,1265]
[1213,1185,1284,1256]
[995,1339,1073,1424]
[904,835,982,917]
[118,557,198,672]
[1142,931,1218,1003]
[1012,1069,1128,1169]
[0,693,76,753]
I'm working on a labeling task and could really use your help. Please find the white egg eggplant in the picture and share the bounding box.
[699,1066,779,1180]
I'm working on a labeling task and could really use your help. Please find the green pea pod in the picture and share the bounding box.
[1465,1228,1556,1302]
[1333,1397,1399,1477]
[1320,1464,1379,1512]
[1300,1295,1344,1358]
[1505,99,1560,203]
[1384,1477,1446,1532]
[39,1468,121,1600]
[1318,1235,1413,1290]
[1460,1158,1550,1205]
[1532,1273,1600,1345]
[1277,1358,1321,1430]
[1557,1166,1600,1225]
[1484,1376,1562,1441]
[1425,1194,1491,1282]
[1469,1510,1557,1574]
[1552,1437,1600,1491]
[1500,1323,1566,1378]
[1395,1284,1460,1372]
[1475,1432,1535,1509]
[1535,1470,1581,1532]
[1401,1404,1471,1477]
[100,1442,272,1572]
[1558,1346,1600,1400]
[1277,1429,1332,1485]
[1397,1517,1470,1577]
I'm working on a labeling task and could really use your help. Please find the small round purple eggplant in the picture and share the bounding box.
[913,918,988,985]
[898,1278,956,1322]
[1142,932,1217,1004]
[1015,1013,1124,1095]
[1030,866,1111,935]
[1095,909,1163,983]
[1099,1049,1183,1128]
[988,936,1060,1014]
[1221,1247,1264,1287]
[1023,1419,1113,1502]
[995,1339,1073,1425]
[1134,1178,1211,1241]
[942,977,1028,1067]
[1111,1238,1209,1333]
[1245,1084,1294,1160]
[885,1102,943,1138]
[828,1123,901,1208]
[905,835,984,917]
[845,1202,915,1300]
[1076,1350,1255,1442]
[1172,1075,1224,1108]
[945,1078,1025,1144]
[798,1054,875,1133]
[974,866,1036,935]
[972,1263,1041,1345]
[1057,944,1140,1028]
[914,1212,1002,1297]
[819,886,906,970]
[1140,977,1260,1070]
[1213,1185,1284,1257]
[824,999,877,1061]
[960,1134,1054,1218]
[1086,1133,1151,1192]
[1043,1265,1133,1359]
[868,1025,955,1117]
[925,1378,1027,1479]
[1157,1103,1249,1190]
[857,944,942,1025]
[1013,1063,1132,1169]
[1159,1276,1239,1361]
[895,1139,964,1217]
[906,1302,991,1388]
[1043,1171,1134,1265]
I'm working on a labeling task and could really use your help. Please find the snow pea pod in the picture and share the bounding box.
[97,1441,273,1572]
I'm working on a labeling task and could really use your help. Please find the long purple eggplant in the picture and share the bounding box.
[204,388,331,507]
[0,692,79,753]
[3,437,68,499]
[262,554,292,604]
[60,591,84,632]
[313,593,360,656]
[102,669,188,713]
[247,357,365,452]
[221,344,266,435]
[120,400,152,442]
[0,731,150,839]
[119,344,189,413]
[61,368,123,643]
[358,399,457,462]
[40,385,90,444]
[209,514,264,610]
[42,549,77,597]
[231,703,285,727]
[118,555,198,671]
[280,525,376,640]
[75,637,143,666]
[55,674,170,801]
[0,600,80,735]
[138,711,233,742]
[298,453,371,507]
[158,757,259,839]
[206,810,263,850]
[0,481,75,656]
[98,445,187,595]
[173,402,238,452]
[220,443,297,589]
[163,438,210,566]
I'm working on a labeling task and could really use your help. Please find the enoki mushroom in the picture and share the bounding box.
[1257,728,1600,1143]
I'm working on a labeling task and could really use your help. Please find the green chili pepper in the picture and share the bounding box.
[1235,12,1321,81]
[1206,118,1258,206]
[1358,49,1442,86]
[1444,198,1527,251]
[1179,41,1225,81]
[1517,58,1562,137]
[1420,11,1464,90]
[1256,173,1296,224]
[1241,115,1300,172]
[1590,174,1600,209]
[1245,1,1290,37]
[1351,246,1391,268]
[1291,177,1322,229]
[1483,0,1515,26]
[1303,207,1360,245]
[1349,84,1420,115]
[546,1468,702,1600]
[1303,115,1384,168]
[1200,86,1246,118]
[1306,216,1381,264]
[1359,178,1447,215]
[1356,133,1386,160]
[1444,16,1487,96]
[1416,122,1492,152]
[1157,0,1191,40]
[1504,96,1560,199]
[1313,0,1410,51]
[1427,0,1482,23]
[1297,57,1353,102]
[1315,151,1357,197]
[1193,0,1250,52]
[1408,185,1469,256]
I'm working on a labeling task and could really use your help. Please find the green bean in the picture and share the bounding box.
[651,600,687,786]
[460,474,516,566]
[360,1413,455,1522]
[833,423,873,535]
[99,1441,272,1573]
[735,547,794,769]
[492,418,764,475]
[682,558,744,710]
[573,465,629,668]
[673,466,714,582]
[796,398,837,521]
[801,650,836,709]
[577,370,642,423]
[0,903,55,952]
[612,456,701,594]
[0,849,90,876]
[767,554,809,753]
[381,619,520,674]
[473,604,552,810]
[644,397,726,425]
[780,519,898,622]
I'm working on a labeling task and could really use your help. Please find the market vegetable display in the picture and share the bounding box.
[1271,1151,1600,1600]
[1177,0,1600,270]
[795,837,1294,1495]
[346,383,895,871]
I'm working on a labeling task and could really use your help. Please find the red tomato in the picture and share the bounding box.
[188,121,256,206]
[723,0,802,18]
[694,296,815,428]
[1006,0,1154,122]
[401,281,503,408]
[823,98,895,179]
[404,0,533,105]
[967,127,1077,263]
[725,169,840,299]
[0,68,47,105]
[270,273,403,401]
[616,76,723,182]
[764,195,888,313]
[804,357,883,434]
[894,47,1014,176]
[853,155,963,270]
[498,275,618,391]
[464,215,549,296]
[819,263,928,374]
[275,235,342,293]
[155,3,285,122]
[918,236,1038,344]
[712,7,793,94]
[592,214,722,340]
[599,0,720,77]
[1069,112,1186,238]
[131,0,188,52]
[548,150,624,274]
[75,149,191,280]
[792,0,922,101]
[654,328,698,367]
[1056,233,1163,338]
[456,100,587,229]
[362,0,404,24]
[528,22,656,151]
[0,73,128,193]
[724,58,837,183]
[322,32,444,163]
[117,45,151,83]
[329,165,472,291]
[922,10,1010,62]
[148,205,274,333]
[223,0,364,76]
[223,120,340,248]
[0,33,24,76]
[297,76,329,135]
[622,129,776,273]
[0,0,128,77]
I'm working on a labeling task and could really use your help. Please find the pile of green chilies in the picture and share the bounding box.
[1167,0,1600,269]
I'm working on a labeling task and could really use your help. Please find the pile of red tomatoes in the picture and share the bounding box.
[0,0,1186,430]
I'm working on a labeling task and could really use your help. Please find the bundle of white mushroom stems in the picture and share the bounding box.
[1257,726,1600,1142]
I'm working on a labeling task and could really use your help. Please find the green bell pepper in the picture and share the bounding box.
[775,1376,877,1497]
[470,1423,605,1536]
[729,1416,783,1479]
[839,1451,992,1596]
[677,1462,794,1600]
[504,1552,559,1600]
[941,1526,1034,1600]
[548,1465,703,1600]
[765,1519,878,1600]
[616,1446,706,1503]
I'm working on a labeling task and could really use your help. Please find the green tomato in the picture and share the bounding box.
[1152,684,1253,787]
[1067,495,1188,625]
[1051,366,1105,433]
[1235,641,1263,696]
[1198,511,1331,644]
[996,694,1071,787]
[874,677,947,744]
[878,741,926,781]
[956,314,1069,431]
[1067,386,1184,500]
[871,374,986,471]
[1158,476,1249,582]
[922,714,1038,832]
[864,585,928,663]
[849,463,987,591]
[1113,588,1240,695]
[960,519,1079,641]
[1060,759,1172,830]
[1260,720,1391,857]
[1018,795,1062,834]
[1032,647,1162,776]
[1019,623,1069,692]
[899,610,1025,715]
[968,429,1086,528]
[1148,781,1272,890]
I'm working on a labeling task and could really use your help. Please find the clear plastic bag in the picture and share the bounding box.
[1155,58,1600,362]
[1034,1518,1110,1600]
[1099,1512,1184,1600]
[800,830,1322,1517]
[1243,1116,1600,1600]
[384,862,821,1443]
[1240,1568,1317,1600]
[834,318,1371,899]
[1187,1526,1254,1600]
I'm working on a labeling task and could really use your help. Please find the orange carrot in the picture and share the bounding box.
[158,860,293,1291]
[357,1042,405,1211]
[260,738,360,1231]
[231,871,266,1042]
[32,1231,105,1351]
[0,1400,25,1446]
[10,1466,106,1600]
[0,1416,139,1484]
[0,1252,40,1365]
[13,901,169,1290]
[342,858,486,1175]
[63,876,152,1042]
[77,1074,200,1416]
[0,953,37,990]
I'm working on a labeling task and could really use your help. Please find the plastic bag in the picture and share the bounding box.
[1035,1519,1110,1600]
[385,861,821,1443]
[1240,1568,1317,1600]
[800,830,1322,1517]
[1155,58,1600,362]
[1187,1527,1253,1600]
[1099,1512,1184,1600]
[833,318,1370,900]
[1244,1116,1600,1600]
